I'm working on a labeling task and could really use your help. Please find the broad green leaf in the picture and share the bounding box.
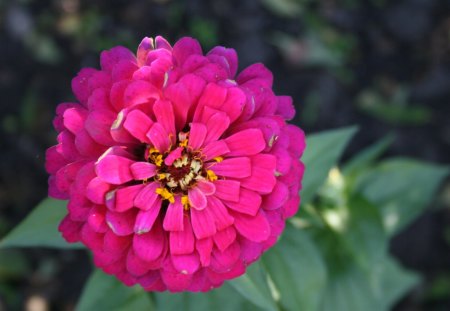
[229,262,278,311]
[76,269,154,311]
[0,198,83,249]
[340,195,387,269]
[343,134,394,176]
[355,158,449,235]
[155,283,259,311]
[372,257,420,310]
[301,126,357,205]
[262,226,327,311]
[321,265,380,311]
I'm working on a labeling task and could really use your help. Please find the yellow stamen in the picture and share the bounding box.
[179,139,188,147]
[154,154,163,167]
[207,170,218,181]
[149,147,159,154]
[157,173,167,180]
[156,187,175,203]
[181,195,190,210]
[213,156,224,163]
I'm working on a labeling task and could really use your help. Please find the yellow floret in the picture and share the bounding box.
[207,170,218,181]
[155,187,175,203]
[213,156,224,163]
[181,195,190,211]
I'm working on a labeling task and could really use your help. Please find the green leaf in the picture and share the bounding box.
[155,283,259,311]
[320,265,380,311]
[301,126,357,205]
[228,262,279,311]
[262,226,327,311]
[373,257,420,310]
[355,158,449,235]
[76,269,154,311]
[0,198,83,249]
[342,134,394,176]
[340,195,387,268]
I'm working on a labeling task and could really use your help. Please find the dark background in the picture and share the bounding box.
[0,0,449,310]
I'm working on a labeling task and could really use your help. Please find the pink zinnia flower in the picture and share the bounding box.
[45,36,305,292]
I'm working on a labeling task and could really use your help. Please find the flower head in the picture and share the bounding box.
[46,36,305,292]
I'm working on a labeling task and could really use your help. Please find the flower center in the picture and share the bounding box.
[145,132,217,199]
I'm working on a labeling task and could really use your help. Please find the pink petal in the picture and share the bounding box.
[126,248,152,276]
[45,145,67,175]
[100,46,135,72]
[111,60,138,82]
[110,110,137,144]
[170,215,195,255]
[210,157,251,178]
[193,83,227,122]
[163,197,184,231]
[134,182,160,211]
[196,238,213,267]
[87,205,108,233]
[196,180,216,196]
[172,37,202,66]
[210,241,241,273]
[130,162,157,180]
[75,129,104,157]
[225,129,266,156]
[146,122,171,153]
[164,81,192,131]
[188,123,207,150]
[190,208,216,239]
[201,140,230,161]
[103,229,130,254]
[71,68,96,104]
[84,110,116,146]
[63,107,87,135]
[239,238,263,265]
[100,46,135,71]
[164,147,183,166]
[204,112,230,144]
[213,226,237,252]
[88,88,112,111]
[220,87,246,122]
[153,99,176,140]
[110,80,129,111]
[133,221,166,262]
[276,96,295,120]
[236,63,273,88]
[134,202,162,234]
[124,80,160,107]
[109,184,145,212]
[261,181,289,210]
[58,215,82,242]
[105,209,137,236]
[137,37,154,66]
[286,124,306,157]
[207,196,234,230]
[188,187,207,210]
[123,109,154,143]
[231,210,270,242]
[207,46,238,78]
[161,259,193,292]
[171,253,200,274]
[95,155,134,185]
[240,154,277,194]
[224,188,261,216]
[155,35,172,50]
[213,180,240,202]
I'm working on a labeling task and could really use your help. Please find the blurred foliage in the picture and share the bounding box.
[1,127,448,310]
